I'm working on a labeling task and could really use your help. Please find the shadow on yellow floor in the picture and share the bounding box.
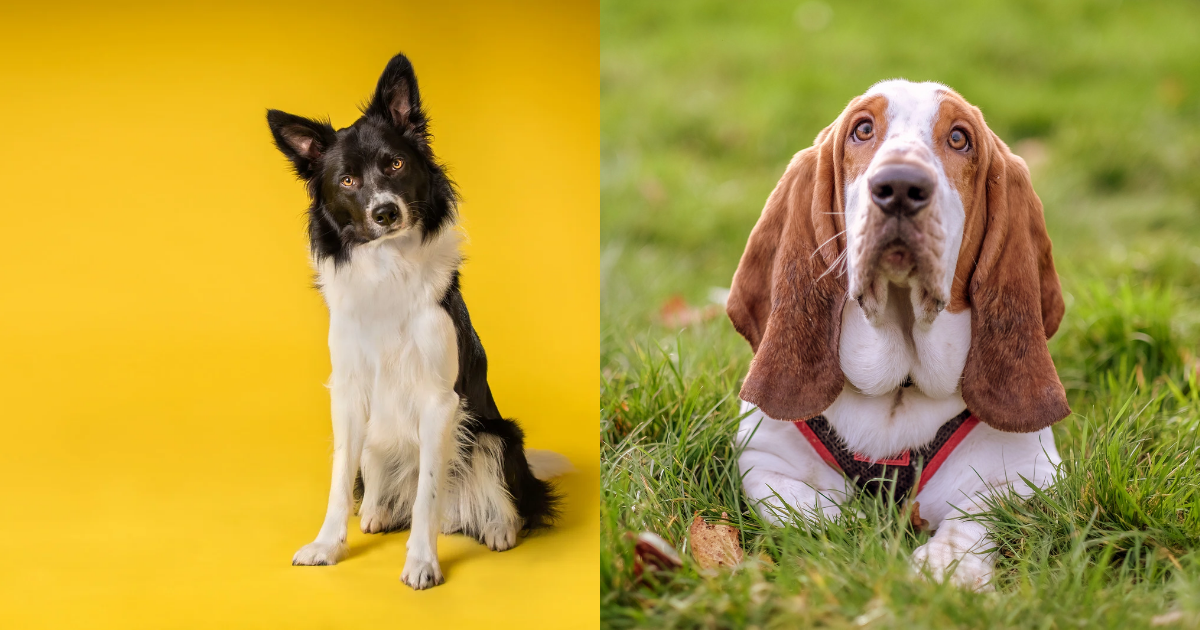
[0,2,598,628]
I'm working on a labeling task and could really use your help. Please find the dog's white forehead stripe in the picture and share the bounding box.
[865,80,946,143]
[844,78,965,319]
[368,190,405,210]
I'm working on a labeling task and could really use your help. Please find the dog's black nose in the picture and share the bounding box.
[371,203,401,226]
[868,165,936,217]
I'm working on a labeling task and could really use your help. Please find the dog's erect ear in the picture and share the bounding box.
[956,133,1069,433]
[727,125,848,421]
[365,53,428,142]
[266,110,336,179]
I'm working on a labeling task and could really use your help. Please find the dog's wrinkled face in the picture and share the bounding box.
[727,78,1069,431]
[267,55,456,265]
[843,80,982,325]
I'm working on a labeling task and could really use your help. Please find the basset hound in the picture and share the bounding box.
[727,80,1069,590]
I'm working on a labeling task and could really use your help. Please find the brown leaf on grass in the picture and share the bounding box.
[1150,610,1186,627]
[629,531,683,579]
[612,401,632,436]
[658,294,722,328]
[689,512,744,570]
[639,177,667,205]
[909,501,930,531]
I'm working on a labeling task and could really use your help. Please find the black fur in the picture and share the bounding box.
[441,272,561,532]
[269,53,559,535]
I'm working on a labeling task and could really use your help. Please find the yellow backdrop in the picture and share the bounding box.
[0,1,597,628]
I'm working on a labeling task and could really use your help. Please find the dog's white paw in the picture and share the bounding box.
[911,540,994,592]
[292,541,347,566]
[400,556,444,590]
[750,474,849,527]
[757,500,850,528]
[481,523,517,552]
[360,506,392,534]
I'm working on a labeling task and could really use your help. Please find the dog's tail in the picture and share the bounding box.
[518,448,571,531]
[511,443,566,531]
[475,418,567,531]
[526,449,574,480]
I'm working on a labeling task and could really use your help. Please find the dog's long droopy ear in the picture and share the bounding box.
[958,134,1069,433]
[365,53,428,143]
[727,127,848,421]
[266,110,336,179]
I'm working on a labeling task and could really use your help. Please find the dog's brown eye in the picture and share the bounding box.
[390,157,403,170]
[948,128,969,150]
[853,121,874,142]
[340,175,354,187]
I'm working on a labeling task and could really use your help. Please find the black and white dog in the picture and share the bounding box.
[268,53,569,589]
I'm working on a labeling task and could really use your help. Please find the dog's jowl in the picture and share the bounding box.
[727,80,1068,591]
[268,53,570,590]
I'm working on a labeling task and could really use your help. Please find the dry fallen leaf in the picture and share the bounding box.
[659,294,722,328]
[909,501,930,531]
[612,400,632,436]
[689,512,744,570]
[1150,610,1186,627]
[630,531,683,579]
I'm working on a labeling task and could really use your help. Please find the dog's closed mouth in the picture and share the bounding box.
[877,239,918,276]
[881,241,913,270]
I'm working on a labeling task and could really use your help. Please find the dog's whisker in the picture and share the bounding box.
[816,247,850,282]
[810,228,848,262]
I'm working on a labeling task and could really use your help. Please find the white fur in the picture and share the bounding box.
[737,80,1061,590]
[366,190,412,232]
[291,226,527,588]
[846,80,966,307]
[837,296,971,415]
[526,449,575,480]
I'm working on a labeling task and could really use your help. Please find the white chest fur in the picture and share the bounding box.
[829,286,972,459]
[316,229,464,436]
[317,229,462,332]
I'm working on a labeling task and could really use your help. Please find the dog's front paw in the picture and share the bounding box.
[292,541,347,566]
[911,540,994,592]
[481,523,517,552]
[360,505,393,534]
[400,556,444,590]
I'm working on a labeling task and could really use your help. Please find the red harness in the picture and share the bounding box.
[793,410,980,497]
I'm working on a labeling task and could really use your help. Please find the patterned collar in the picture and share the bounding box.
[793,409,979,500]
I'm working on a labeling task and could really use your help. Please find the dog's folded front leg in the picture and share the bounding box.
[400,390,459,590]
[737,405,854,526]
[293,379,367,566]
[911,499,996,591]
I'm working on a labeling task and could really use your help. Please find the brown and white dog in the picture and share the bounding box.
[728,80,1069,590]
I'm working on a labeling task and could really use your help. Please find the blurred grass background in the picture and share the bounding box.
[601,1,1200,627]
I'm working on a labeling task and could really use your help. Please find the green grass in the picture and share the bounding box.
[600,1,1200,627]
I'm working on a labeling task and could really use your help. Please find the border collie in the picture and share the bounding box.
[267,53,569,590]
